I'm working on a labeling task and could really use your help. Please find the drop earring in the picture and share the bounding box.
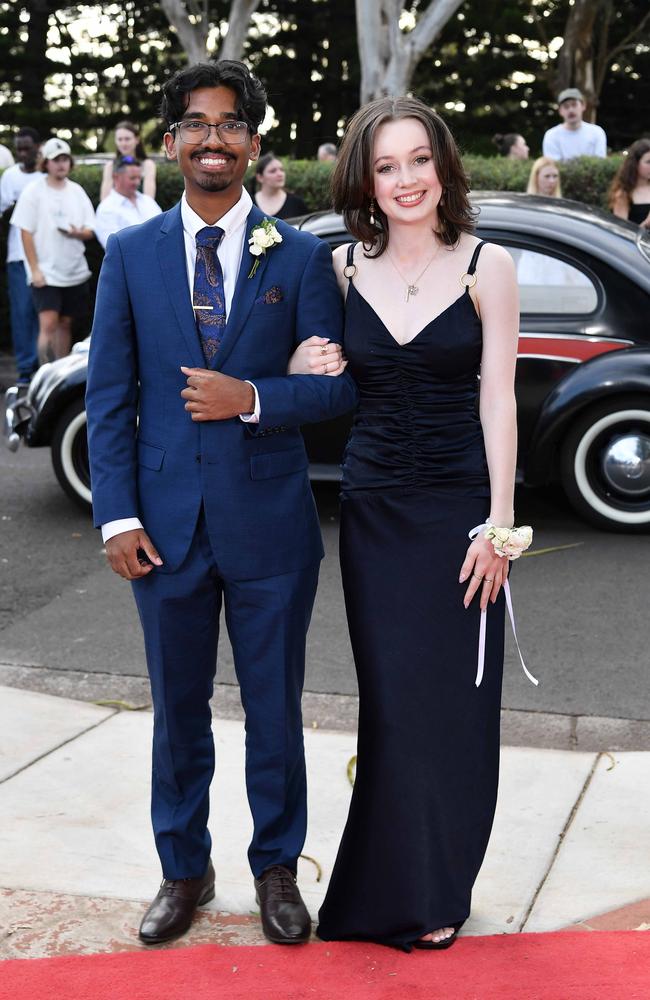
[369,198,376,227]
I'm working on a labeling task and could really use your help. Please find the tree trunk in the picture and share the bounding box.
[218,0,262,60]
[554,0,600,120]
[159,0,209,63]
[22,0,51,126]
[355,0,464,103]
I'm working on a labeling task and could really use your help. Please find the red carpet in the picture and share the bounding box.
[1,932,648,1000]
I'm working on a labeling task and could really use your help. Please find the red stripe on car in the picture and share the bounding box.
[518,336,629,363]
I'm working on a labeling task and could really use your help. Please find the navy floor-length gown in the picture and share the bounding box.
[317,241,506,951]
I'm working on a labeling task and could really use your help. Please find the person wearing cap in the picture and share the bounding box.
[542,88,607,162]
[10,136,95,364]
[94,155,161,250]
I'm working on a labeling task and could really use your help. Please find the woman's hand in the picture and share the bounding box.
[287,335,346,376]
[459,535,509,610]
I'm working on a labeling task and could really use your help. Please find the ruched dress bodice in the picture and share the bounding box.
[341,282,489,498]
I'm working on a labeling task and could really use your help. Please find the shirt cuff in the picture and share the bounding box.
[239,381,260,424]
[101,517,143,543]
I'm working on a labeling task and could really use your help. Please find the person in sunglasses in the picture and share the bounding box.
[94,155,161,250]
[86,60,356,949]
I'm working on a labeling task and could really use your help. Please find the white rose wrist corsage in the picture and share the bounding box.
[468,521,533,559]
[466,520,538,690]
[484,523,533,559]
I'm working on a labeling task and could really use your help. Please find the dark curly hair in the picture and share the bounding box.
[331,96,476,256]
[16,126,40,144]
[160,60,267,133]
[608,138,650,209]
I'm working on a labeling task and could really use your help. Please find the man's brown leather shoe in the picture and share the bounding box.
[139,860,215,944]
[254,865,311,944]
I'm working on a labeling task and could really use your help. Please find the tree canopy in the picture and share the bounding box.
[0,0,647,156]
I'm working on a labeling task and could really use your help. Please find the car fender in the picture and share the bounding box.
[26,354,89,447]
[524,347,650,486]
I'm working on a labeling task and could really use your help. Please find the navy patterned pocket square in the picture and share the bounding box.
[255,285,284,305]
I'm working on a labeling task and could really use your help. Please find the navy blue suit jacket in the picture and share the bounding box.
[86,202,357,579]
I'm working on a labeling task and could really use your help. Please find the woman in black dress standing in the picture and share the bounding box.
[254,153,309,220]
[609,138,650,229]
[307,98,533,951]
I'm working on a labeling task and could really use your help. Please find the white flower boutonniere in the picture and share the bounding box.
[248,218,283,278]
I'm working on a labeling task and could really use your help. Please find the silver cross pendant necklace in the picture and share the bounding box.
[386,242,441,303]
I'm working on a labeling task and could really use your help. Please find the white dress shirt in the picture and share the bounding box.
[102,189,260,544]
[95,189,162,249]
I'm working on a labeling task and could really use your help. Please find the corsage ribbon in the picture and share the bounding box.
[469,523,539,689]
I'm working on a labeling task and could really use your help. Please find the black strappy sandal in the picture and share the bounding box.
[412,928,458,950]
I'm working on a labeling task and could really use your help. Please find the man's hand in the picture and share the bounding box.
[31,267,46,288]
[105,528,163,580]
[180,367,255,421]
[65,225,94,241]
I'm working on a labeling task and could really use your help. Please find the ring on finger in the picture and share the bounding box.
[472,573,483,581]
[484,577,494,583]
[320,345,328,355]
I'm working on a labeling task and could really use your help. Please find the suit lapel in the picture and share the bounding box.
[155,204,205,369]
[213,205,270,371]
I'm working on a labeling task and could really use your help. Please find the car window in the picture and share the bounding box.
[504,246,598,314]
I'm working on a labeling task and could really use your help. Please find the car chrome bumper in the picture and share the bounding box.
[3,386,34,452]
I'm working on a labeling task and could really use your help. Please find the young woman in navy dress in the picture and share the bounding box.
[292,97,528,951]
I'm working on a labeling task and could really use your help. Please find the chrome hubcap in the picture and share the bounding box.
[601,433,650,496]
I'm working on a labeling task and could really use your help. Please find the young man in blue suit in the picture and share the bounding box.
[86,61,356,946]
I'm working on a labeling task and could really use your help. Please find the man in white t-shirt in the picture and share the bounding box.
[0,127,41,384]
[542,88,607,162]
[95,155,161,249]
[11,137,95,363]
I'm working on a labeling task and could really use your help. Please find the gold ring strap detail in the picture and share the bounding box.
[459,272,477,288]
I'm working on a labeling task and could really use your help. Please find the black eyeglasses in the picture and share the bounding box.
[170,120,250,145]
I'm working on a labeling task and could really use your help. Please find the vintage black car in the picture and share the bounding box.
[5,193,650,531]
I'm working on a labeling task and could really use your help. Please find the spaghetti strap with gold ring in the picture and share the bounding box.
[459,271,477,288]
[343,263,357,279]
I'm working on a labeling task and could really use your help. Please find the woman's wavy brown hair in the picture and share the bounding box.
[330,97,476,256]
[608,138,650,210]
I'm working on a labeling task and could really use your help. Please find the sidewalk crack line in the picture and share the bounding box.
[0,710,119,786]
[518,751,602,932]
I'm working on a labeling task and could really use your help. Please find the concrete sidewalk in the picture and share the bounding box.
[0,684,649,960]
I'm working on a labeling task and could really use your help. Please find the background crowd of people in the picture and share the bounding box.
[1,83,649,391]
[493,87,648,221]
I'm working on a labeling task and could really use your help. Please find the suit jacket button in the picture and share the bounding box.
[195,454,201,463]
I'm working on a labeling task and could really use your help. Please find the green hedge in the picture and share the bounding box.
[0,155,623,354]
[462,154,621,207]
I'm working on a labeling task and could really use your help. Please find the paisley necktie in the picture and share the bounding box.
[193,226,226,365]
